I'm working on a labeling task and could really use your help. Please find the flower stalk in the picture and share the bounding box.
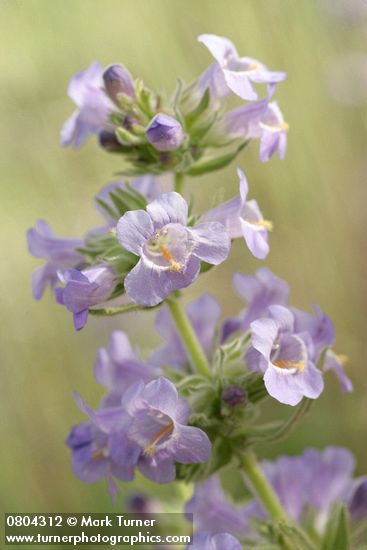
[174,172,185,194]
[166,296,211,378]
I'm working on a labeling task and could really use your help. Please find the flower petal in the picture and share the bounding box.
[124,256,200,307]
[171,424,211,463]
[146,192,188,228]
[190,222,230,264]
[198,34,238,64]
[116,209,153,255]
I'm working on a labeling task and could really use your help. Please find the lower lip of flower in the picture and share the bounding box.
[144,422,174,457]
[273,360,305,372]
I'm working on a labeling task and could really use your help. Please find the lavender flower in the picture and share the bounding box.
[203,168,271,259]
[116,192,230,306]
[103,64,135,103]
[225,99,288,162]
[149,294,221,369]
[349,479,367,522]
[61,62,114,148]
[292,306,353,392]
[55,265,116,330]
[185,476,252,537]
[187,532,242,550]
[66,395,138,501]
[94,330,153,404]
[198,34,285,101]
[248,305,324,405]
[222,268,289,341]
[146,114,185,151]
[27,220,83,300]
[122,377,211,483]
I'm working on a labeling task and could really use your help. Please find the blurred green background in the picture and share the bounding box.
[1,0,367,546]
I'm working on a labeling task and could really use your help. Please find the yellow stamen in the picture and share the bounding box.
[273,360,305,372]
[246,62,260,72]
[159,245,183,272]
[335,354,348,366]
[253,220,273,231]
[144,422,174,457]
[92,449,107,461]
[281,122,289,132]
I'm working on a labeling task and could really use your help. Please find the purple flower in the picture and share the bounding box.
[323,350,353,392]
[66,395,138,500]
[116,192,230,306]
[300,447,356,530]
[149,294,221,369]
[185,476,252,537]
[94,331,154,404]
[95,175,163,225]
[292,306,352,392]
[122,377,211,483]
[349,479,367,522]
[55,265,116,330]
[103,64,135,103]
[225,99,288,162]
[61,62,114,149]
[198,34,285,101]
[203,168,271,259]
[146,114,185,151]
[248,305,324,405]
[27,220,83,300]
[222,268,289,341]
[187,532,242,550]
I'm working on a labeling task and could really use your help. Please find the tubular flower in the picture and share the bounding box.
[61,62,114,148]
[225,99,288,162]
[27,220,83,300]
[121,377,211,483]
[198,33,285,101]
[203,167,272,259]
[248,305,324,405]
[55,265,116,330]
[116,192,230,306]
[222,268,289,341]
[94,330,154,405]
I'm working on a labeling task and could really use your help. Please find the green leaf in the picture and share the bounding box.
[95,197,120,221]
[321,504,351,550]
[213,333,251,370]
[185,88,210,127]
[187,141,249,176]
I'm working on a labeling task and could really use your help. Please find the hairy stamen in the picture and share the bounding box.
[273,360,305,372]
[144,422,174,457]
[159,245,183,272]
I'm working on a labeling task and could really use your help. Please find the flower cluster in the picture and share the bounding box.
[186,447,367,546]
[28,31,364,550]
[60,34,288,175]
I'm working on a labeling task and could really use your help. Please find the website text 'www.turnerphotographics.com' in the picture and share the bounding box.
[4,513,193,546]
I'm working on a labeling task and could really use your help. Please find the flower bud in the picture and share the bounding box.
[98,130,121,151]
[222,385,247,407]
[103,64,135,103]
[146,113,184,151]
[349,480,367,521]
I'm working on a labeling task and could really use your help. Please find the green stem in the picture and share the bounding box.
[174,172,185,194]
[239,451,287,521]
[248,398,313,445]
[239,452,315,550]
[166,296,211,378]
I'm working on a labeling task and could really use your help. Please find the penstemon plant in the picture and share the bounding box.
[27,34,366,550]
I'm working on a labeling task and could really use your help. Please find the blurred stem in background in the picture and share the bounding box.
[174,172,185,194]
[166,295,211,378]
